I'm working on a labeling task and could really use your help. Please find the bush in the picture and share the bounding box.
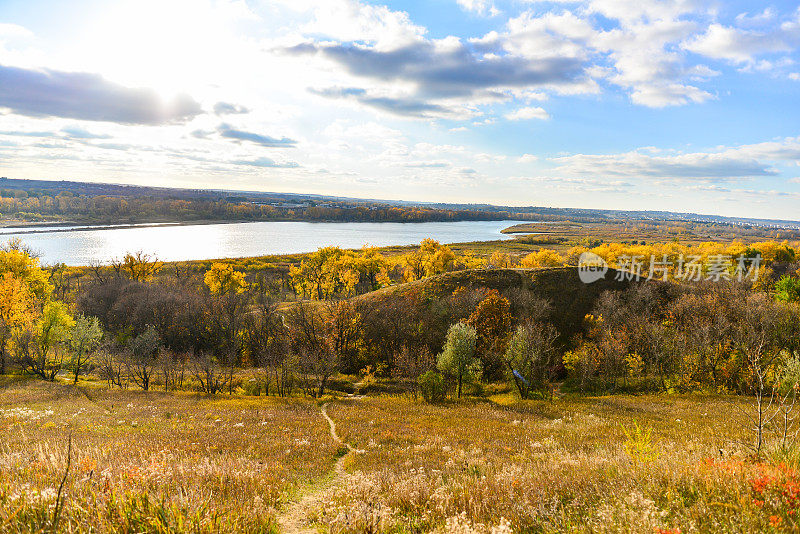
[418,371,447,403]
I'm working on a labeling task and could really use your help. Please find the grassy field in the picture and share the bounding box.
[3,378,800,532]
[0,378,338,532]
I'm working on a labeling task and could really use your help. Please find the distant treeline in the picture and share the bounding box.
[0,191,525,224]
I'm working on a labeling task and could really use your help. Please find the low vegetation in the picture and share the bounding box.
[2,234,800,531]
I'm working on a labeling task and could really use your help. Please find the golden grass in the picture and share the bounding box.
[2,379,798,533]
[0,378,338,532]
[316,395,787,533]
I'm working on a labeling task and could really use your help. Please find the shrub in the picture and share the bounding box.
[418,370,447,403]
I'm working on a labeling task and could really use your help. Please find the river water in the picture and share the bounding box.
[0,219,522,265]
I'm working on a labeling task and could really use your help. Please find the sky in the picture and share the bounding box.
[0,0,799,220]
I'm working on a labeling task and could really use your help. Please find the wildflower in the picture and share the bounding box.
[769,515,782,527]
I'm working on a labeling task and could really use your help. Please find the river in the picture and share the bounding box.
[0,220,522,265]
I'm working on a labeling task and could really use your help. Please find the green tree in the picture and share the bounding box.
[437,322,479,398]
[15,301,74,381]
[505,322,559,399]
[69,315,103,384]
[776,276,800,303]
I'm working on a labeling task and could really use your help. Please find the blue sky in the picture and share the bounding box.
[1,0,799,219]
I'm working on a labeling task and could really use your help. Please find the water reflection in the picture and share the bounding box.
[1,220,521,265]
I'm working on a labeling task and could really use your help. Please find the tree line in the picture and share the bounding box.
[2,237,800,403]
[0,192,517,224]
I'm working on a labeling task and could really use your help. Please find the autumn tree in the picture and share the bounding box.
[15,301,74,381]
[0,272,34,374]
[467,290,513,381]
[487,251,515,268]
[112,251,162,282]
[520,249,564,269]
[437,322,479,398]
[0,242,53,376]
[325,299,365,375]
[287,302,339,397]
[204,262,249,295]
[205,262,249,366]
[403,239,457,281]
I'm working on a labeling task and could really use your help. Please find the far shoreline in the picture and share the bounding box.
[0,218,526,237]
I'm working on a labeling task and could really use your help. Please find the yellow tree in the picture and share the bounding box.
[488,251,515,268]
[520,249,564,268]
[205,262,249,295]
[15,300,74,381]
[289,247,363,300]
[403,239,457,281]
[0,272,34,374]
[467,290,513,380]
[113,251,163,282]
[0,245,53,375]
[205,263,249,366]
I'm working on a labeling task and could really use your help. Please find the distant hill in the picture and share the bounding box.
[2,176,798,228]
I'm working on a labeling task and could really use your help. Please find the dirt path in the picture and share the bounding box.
[276,399,363,533]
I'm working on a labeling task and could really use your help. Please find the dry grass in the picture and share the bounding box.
[2,379,799,533]
[0,378,338,532]
[316,395,790,533]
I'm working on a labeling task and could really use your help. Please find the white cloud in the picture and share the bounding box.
[628,83,713,107]
[300,0,425,50]
[550,137,800,182]
[0,23,33,39]
[456,0,500,17]
[505,106,549,120]
[517,154,539,163]
[684,12,800,64]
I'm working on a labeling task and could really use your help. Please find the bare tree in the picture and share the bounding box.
[192,350,227,394]
[734,293,785,457]
[392,345,435,399]
[97,349,127,389]
[126,326,160,391]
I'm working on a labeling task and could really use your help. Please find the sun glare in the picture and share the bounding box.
[74,0,247,97]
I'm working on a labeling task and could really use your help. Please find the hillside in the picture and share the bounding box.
[351,266,639,339]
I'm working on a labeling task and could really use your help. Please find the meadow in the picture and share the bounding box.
[0,377,338,532]
[2,377,798,533]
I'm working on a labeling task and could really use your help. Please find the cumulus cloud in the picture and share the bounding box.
[216,123,297,147]
[684,16,800,64]
[213,101,250,115]
[457,0,500,17]
[283,0,784,112]
[505,106,549,120]
[286,40,587,100]
[0,64,203,124]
